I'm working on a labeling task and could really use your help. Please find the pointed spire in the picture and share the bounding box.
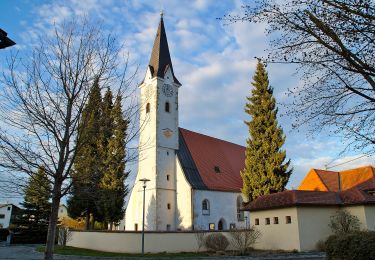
[148,14,180,85]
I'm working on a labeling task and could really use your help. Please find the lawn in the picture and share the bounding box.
[36,245,210,258]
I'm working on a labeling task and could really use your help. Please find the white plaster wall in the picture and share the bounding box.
[297,207,337,251]
[193,190,249,230]
[0,205,12,228]
[58,205,68,219]
[346,205,368,230]
[176,158,192,230]
[67,230,236,253]
[364,205,375,230]
[250,207,300,251]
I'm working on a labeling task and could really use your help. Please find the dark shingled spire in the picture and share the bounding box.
[148,15,180,85]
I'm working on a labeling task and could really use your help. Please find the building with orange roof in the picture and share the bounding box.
[242,165,375,251]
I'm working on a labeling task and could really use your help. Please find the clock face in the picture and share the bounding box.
[162,84,173,97]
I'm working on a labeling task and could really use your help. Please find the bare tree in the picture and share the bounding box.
[226,0,375,153]
[0,20,136,260]
[229,227,261,255]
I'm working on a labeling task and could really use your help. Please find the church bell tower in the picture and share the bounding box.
[125,13,181,231]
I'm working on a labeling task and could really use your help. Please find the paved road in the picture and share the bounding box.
[0,244,325,260]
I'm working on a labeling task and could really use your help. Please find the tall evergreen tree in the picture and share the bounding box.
[98,94,128,229]
[21,167,51,226]
[241,61,292,202]
[67,78,103,229]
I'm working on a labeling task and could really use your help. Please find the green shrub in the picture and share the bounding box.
[329,209,361,234]
[204,233,229,252]
[325,231,375,260]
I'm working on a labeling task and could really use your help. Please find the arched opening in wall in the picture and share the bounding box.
[146,103,150,113]
[202,199,210,215]
[218,218,226,230]
[237,196,244,221]
[165,102,170,112]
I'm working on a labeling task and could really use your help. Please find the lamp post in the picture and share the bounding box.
[0,29,16,49]
[244,216,248,229]
[139,178,150,256]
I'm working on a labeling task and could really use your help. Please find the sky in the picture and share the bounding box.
[0,0,374,204]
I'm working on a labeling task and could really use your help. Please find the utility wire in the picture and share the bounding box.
[326,154,370,170]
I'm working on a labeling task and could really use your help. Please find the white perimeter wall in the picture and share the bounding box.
[67,231,235,253]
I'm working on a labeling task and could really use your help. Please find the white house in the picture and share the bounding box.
[125,14,249,231]
[0,204,20,228]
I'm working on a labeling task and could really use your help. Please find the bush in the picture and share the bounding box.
[325,231,375,260]
[315,239,326,252]
[204,233,229,252]
[229,227,261,254]
[329,209,361,234]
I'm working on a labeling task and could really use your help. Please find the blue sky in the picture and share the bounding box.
[0,0,374,203]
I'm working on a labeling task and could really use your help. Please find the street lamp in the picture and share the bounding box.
[244,216,248,229]
[0,29,16,49]
[139,178,150,256]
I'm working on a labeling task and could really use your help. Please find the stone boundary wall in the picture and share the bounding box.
[67,230,234,253]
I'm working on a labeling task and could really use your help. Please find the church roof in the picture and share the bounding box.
[298,166,375,192]
[148,16,180,85]
[177,128,245,192]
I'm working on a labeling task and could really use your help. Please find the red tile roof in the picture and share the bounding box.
[244,180,375,212]
[179,128,245,192]
[298,166,375,192]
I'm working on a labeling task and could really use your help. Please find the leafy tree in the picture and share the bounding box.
[21,167,51,226]
[67,79,103,229]
[97,94,128,229]
[227,0,375,153]
[241,61,292,201]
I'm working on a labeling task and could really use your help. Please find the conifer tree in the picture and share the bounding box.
[21,167,51,227]
[67,78,103,229]
[98,94,128,229]
[241,61,292,202]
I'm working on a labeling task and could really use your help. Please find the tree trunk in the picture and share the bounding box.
[85,209,90,230]
[44,183,62,260]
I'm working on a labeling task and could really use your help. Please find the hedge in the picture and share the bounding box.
[325,231,375,260]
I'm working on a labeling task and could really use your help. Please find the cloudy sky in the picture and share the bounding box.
[0,0,373,203]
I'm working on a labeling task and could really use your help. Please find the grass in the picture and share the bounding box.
[36,245,210,258]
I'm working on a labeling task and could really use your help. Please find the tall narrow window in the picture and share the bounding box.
[165,102,170,112]
[237,196,244,221]
[146,103,150,113]
[202,199,210,215]
[167,203,171,210]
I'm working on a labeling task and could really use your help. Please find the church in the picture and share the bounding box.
[125,14,249,231]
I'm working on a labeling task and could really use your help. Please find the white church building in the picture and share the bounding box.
[125,15,249,231]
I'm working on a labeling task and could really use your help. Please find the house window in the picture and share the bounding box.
[7,207,11,211]
[167,203,171,210]
[230,223,236,229]
[274,217,279,224]
[265,218,270,225]
[167,175,170,181]
[134,223,138,231]
[286,216,292,224]
[209,223,215,230]
[146,103,150,113]
[167,151,169,155]
[0,214,5,219]
[202,199,210,215]
[165,102,170,112]
[255,218,259,225]
[214,166,221,173]
[237,196,244,221]
[166,224,171,231]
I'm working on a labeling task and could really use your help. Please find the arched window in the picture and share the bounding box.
[165,102,170,112]
[146,103,150,113]
[237,196,244,221]
[202,199,210,215]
